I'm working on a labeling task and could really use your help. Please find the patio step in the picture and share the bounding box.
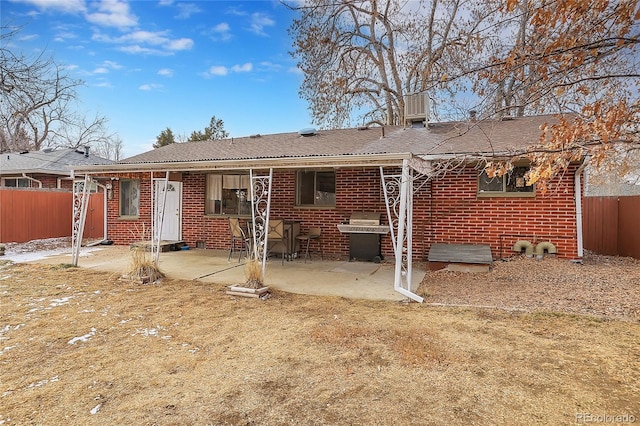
[130,240,186,252]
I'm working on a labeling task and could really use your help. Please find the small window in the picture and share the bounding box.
[478,166,534,195]
[205,174,251,216]
[119,179,140,217]
[296,170,336,206]
[2,178,31,188]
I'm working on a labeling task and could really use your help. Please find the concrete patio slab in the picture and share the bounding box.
[24,246,426,302]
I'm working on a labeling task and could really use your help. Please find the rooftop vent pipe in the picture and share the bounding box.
[84,145,90,157]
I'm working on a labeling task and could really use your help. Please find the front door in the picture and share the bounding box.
[154,180,182,241]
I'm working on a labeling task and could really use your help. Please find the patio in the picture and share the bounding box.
[28,245,426,302]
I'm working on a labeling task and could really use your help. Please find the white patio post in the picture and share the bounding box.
[71,174,92,266]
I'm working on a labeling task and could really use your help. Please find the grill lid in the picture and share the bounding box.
[349,212,380,225]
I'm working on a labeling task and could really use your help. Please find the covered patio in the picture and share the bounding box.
[31,245,427,302]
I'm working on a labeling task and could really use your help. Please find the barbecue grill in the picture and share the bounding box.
[337,212,390,263]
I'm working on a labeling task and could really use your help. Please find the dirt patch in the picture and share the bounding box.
[418,252,640,321]
[0,261,639,425]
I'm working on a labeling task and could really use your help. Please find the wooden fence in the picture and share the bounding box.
[583,196,640,259]
[0,188,104,243]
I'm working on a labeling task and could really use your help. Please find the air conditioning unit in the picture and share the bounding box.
[404,92,430,127]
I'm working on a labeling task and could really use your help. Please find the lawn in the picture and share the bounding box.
[1,261,639,425]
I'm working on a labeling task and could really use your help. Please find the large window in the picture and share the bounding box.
[206,174,251,216]
[478,166,534,196]
[1,177,31,188]
[119,179,140,217]
[296,170,336,206]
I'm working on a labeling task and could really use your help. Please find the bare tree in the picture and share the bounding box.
[287,0,493,128]
[1,26,118,154]
[471,0,639,187]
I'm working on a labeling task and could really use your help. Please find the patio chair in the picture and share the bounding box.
[267,219,287,265]
[296,227,323,263]
[228,217,251,263]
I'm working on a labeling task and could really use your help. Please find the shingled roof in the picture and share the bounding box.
[73,115,558,173]
[0,148,113,176]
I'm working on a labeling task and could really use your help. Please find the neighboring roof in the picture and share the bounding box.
[0,148,113,176]
[73,115,558,173]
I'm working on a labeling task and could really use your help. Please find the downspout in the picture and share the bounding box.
[21,173,42,188]
[574,157,590,259]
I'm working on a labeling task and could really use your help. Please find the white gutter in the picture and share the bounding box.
[70,152,412,175]
[574,157,590,259]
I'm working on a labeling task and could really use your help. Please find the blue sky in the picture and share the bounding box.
[1,0,312,158]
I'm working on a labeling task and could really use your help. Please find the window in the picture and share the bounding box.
[205,174,251,215]
[2,178,30,188]
[478,166,534,196]
[296,170,336,206]
[119,179,140,217]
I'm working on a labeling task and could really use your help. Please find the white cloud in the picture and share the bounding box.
[85,0,138,29]
[259,61,282,72]
[175,2,201,19]
[231,63,253,73]
[249,12,275,36]
[205,62,254,77]
[102,60,123,69]
[18,34,39,42]
[158,0,173,5]
[139,83,163,91]
[211,22,232,41]
[13,0,86,14]
[93,67,109,74]
[208,66,228,76]
[92,30,193,55]
[158,68,174,77]
[166,38,193,51]
[94,81,113,88]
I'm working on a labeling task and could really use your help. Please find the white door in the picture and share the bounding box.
[154,180,182,241]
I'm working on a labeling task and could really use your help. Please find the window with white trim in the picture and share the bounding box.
[1,177,31,188]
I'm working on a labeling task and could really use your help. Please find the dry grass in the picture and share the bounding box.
[243,258,264,289]
[0,262,639,425]
[125,246,164,283]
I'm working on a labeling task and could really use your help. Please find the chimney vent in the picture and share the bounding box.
[84,145,90,157]
[469,110,477,121]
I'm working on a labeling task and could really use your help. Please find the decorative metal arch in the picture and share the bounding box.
[249,168,273,279]
[380,157,435,303]
[71,174,93,266]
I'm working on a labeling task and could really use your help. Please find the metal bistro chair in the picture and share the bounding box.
[267,219,288,265]
[228,217,251,262]
[296,227,323,263]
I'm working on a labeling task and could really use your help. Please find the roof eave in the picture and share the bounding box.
[71,153,412,175]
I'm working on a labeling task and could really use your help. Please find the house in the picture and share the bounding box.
[70,115,586,273]
[0,147,113,244]
[0,146,113,189]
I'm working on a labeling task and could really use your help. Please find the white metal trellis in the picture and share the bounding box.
[380,159,430,303]
[249,168,273,279]
[71,174,92,266]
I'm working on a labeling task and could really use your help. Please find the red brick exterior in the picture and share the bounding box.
[104,165,581,260]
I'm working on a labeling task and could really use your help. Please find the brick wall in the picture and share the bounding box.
[103,166,580,260]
